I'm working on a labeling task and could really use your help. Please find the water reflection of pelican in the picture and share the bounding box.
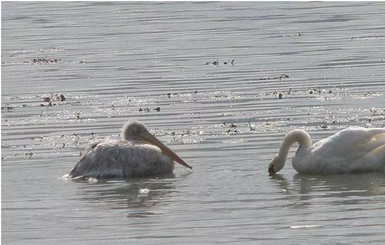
[67,121,192,179]
[77,177,178,217]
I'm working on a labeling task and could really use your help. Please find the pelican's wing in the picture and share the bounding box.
[69,141,118,178]
[69,141,165,178]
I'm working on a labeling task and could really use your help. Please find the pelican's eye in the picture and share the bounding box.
[130,125,141,135]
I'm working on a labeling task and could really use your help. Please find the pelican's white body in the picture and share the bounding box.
[271,127,385,174]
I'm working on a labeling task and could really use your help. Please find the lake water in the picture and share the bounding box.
[2,2,385,244]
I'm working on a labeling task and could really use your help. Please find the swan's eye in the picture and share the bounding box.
[268,165,276,176]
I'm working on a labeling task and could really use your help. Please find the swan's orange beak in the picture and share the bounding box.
[140,131,192,169]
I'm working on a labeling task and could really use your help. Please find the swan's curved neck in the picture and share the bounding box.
[277,129,312,162]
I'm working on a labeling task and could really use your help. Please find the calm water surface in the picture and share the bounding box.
[2,2,385,244]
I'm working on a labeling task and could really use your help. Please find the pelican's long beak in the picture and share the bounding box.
[140,131,192,169]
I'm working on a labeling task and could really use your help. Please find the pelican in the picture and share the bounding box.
[68,121,192,179]
[268,127,385,175]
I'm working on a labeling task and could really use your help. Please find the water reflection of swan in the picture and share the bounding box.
[292,173,385,197]
[67,121,192,179]
[269,173,385,206]
[268,127,385,175]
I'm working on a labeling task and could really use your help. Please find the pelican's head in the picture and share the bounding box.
[268,155,285,176]
[122,121,149,141]
[122,121,192,169]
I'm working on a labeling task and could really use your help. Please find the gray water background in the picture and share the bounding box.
[2,2,385,244]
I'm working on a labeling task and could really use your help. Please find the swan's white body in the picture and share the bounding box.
[268,127,385,175]
[68,121,192,179]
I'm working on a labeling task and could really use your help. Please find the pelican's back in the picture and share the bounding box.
[69,140,175,178]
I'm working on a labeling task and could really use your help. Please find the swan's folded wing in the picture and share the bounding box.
[311,127,385,159]
[296,127,385,173]
[362,132,385,166]
[345,128,385,158]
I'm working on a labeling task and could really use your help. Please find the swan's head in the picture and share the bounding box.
[268,155,285,176]
[121,121,192,169]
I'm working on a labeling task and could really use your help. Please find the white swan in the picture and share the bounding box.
[268,127,385,175]
[68,121,192,179]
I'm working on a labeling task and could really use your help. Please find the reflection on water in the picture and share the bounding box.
[268,173,385,244]
[293,173,385,197]
[270,173,385,210]
[67,175,179,218]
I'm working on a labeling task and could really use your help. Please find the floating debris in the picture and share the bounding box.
[57,94,66,101]
[223,59,235,65]
[272,91,286,99]
[257,74,289,81]
[248,122,256,131]
[308,87,335,96]
[283,32,305,38]
[205,58,234,66]
[167,92,181,98]
[205,59,219,66]
[320,124,328,129]
[40,93,66,107]
[138,106,161,112]
[24,151,34,157]
[223,122,239,134]
[223,122,238,128]
[1,104,14,112]
[31,58,59,64]
[279,74,289,79]
[139,108,150,113]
